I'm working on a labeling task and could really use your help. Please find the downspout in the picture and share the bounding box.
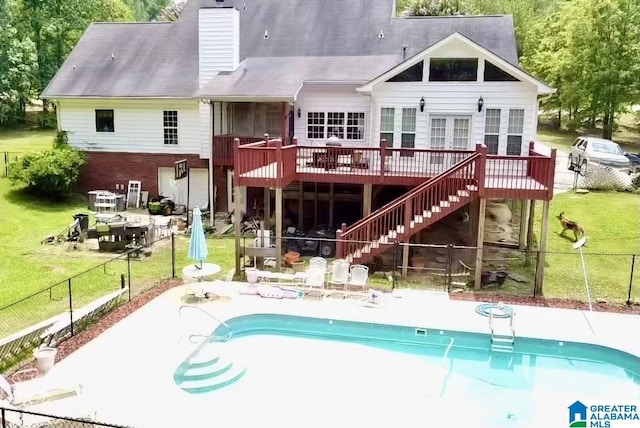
[209,101,215,228]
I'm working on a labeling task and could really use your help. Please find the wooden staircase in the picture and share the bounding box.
[337,152,485,265]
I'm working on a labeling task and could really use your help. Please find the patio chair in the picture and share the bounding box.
[347,264,369,292]
[308,257,328,273]
[0,369,83,407]
[328,259,350,293]
[302,266,326,299]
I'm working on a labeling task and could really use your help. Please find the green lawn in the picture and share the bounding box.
[536,191,640,302]
[0,128,56,153]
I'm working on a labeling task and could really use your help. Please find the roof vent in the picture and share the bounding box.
[243,1,247,10]
[264,29,269,39]
[111,53,115,61]
[378,29,384,39]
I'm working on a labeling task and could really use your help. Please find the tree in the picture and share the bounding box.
[402,0,467,16]
[0,0,38,124]
[522,0,640,137]
[154,1,185,22]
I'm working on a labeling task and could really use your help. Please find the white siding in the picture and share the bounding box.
[198,8,240,86]
[57,99,203,155]
[294,84,371,146]
[371,81,537,155]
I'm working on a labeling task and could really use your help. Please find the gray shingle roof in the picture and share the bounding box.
[196,55,403,99]
[41,0,518,98]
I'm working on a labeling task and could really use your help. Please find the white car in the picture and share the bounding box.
[567,136,633,175]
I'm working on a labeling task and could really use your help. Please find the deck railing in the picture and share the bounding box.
[232,137,556,199]
[213,136,263,165]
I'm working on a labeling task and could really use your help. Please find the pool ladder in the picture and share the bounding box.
[178,305,233,343]
[489,308,516,352]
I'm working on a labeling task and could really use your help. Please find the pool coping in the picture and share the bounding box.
[20,281,640,427]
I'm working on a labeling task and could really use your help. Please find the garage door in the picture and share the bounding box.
[158,167,209,209]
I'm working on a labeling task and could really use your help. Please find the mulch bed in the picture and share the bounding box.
[10,278,183,382]
[449,291,640,314]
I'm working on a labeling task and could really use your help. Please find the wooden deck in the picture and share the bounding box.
[234,139,556,201]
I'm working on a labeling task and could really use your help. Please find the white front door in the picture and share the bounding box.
[429,116,471,165]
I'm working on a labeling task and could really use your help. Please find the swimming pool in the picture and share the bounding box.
[174,314,640,427]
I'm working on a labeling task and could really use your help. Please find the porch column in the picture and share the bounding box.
[519,200,530,250]
[275,187,283,270]
[234,184,244,276]
[525,200,536,265]
[473,198,487,289]
[208,101,215,227]
[362,184,372,217]
[534,200,550,296]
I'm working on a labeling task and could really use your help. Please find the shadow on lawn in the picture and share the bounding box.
[4,186,87,213]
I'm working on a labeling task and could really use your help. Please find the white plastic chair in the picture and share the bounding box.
[328,259,350,292]
[348,264,369,292]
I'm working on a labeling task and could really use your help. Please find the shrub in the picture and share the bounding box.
[8,140,85,199]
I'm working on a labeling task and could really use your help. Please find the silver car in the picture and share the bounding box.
[567,136,633,175]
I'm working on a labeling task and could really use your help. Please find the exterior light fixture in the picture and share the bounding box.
[297,107,301,118]
[419,97,425,113]
[477,96,484,112]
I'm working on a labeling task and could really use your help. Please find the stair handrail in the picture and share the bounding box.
[340,152,482,241]
[178,305,233,342]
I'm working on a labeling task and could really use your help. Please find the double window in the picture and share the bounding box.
[163,110,178,145]
[306,112,365,140]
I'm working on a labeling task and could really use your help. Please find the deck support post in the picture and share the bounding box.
[534,200,550,296]
[519,199,530,250]
[298,183,304,229]
[402,240,410,277]
[525,200,536,265]
[473,198,487,289]
[275,187,283,270]
[329,183,335,228]
[263,188,271,231]
[234,184,243,277]
[362,184,372,217]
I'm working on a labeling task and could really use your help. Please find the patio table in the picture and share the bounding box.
[182,263,221,282]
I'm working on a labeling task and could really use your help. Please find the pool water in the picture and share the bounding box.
[175,314,640,427]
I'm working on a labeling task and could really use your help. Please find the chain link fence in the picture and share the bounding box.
[0,234,177,371]
[0,407,131,428]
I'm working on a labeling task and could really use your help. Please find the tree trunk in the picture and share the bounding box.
[602,110,613,140]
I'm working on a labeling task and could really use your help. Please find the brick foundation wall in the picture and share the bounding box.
[78,152,230,212]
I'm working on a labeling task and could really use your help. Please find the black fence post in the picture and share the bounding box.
[171,232,176,278]
[628,254,636,305]
[1,407,6,428]
[445,244,453,292]
[127,252,132,300]
[67,278,74,337]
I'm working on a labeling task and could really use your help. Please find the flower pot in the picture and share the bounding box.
[246,268,259,284]
[34,347,57,374]
[284,251,300,265]
[480,271,492,285]
[495,271,508,286]
[291,260,306,273]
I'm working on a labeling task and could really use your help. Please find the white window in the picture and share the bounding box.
[380,107,394,148]
[507,109,524,155]
[346,112,365,140]
[484,109,501,155]
[307,112,325,139]
[307,111,365,140]
[163,110,178,145]
[401,108,416,156]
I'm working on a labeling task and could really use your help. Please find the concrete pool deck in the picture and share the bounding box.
[24,282,640,428]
